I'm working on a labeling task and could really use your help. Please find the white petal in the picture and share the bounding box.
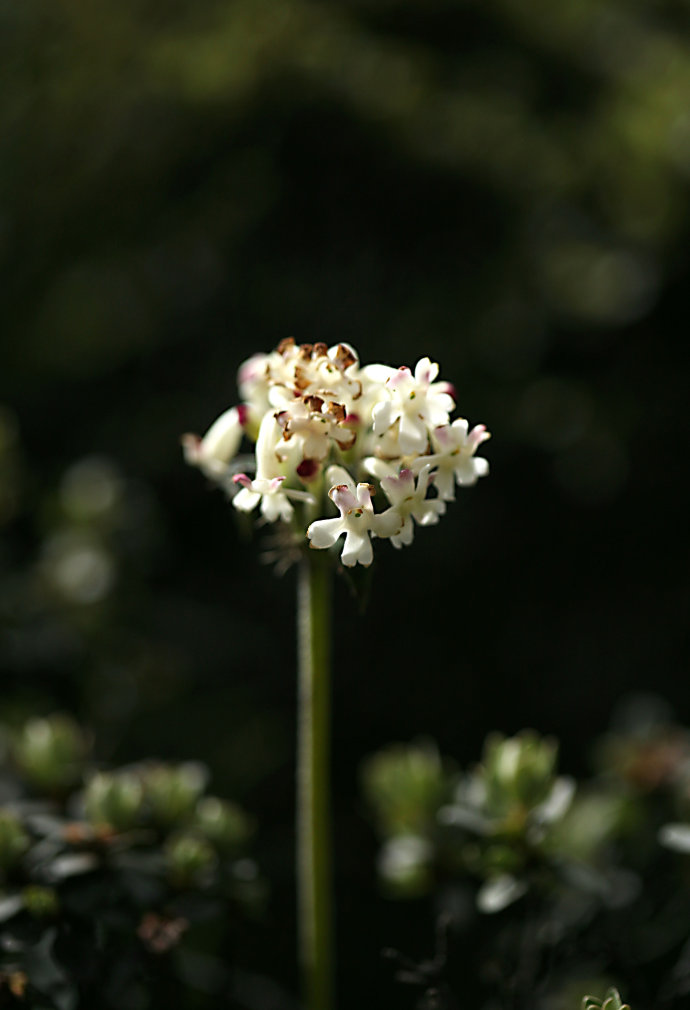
[359,363,397,385]
[372,506,403,539]
[254,412,284,479]
[372,399,394,436]
[434,470,456,502]
[341,530,373,567]
[390,517,414,548]
[232,487,261,513]
[451,417,469,438]
[362,457,401,481]
[414,357,438,385]
[454,459,483,486]
[307,517,344,549]
[261,493,293,523]
[397,412,426,455]
[324,464,355,491]
[426,397,453,427]
[412,501,445,526]
[200,406,243,463]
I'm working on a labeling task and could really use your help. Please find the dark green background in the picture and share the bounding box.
[2,0,689,1004]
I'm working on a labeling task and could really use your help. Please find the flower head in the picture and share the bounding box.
[184,341,489,569]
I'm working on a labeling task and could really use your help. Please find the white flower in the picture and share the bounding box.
[232,474,313,523]
[230,411,315,522]
[379,465,446,548]
[413,419,491,501]
[307,467,401,567]
[275,395,356,465]
[182,406,244,482]
[372,357,455,455]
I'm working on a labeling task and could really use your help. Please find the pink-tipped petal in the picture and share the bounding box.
[388,366,412,390]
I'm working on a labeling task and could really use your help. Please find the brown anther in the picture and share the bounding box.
[293,365,309,391]
[298,343,313,360]
[333,344,357,369]
[305,395,324,413]
[277,337,295,356]
[313,342,328,357]
[328,401,346,423]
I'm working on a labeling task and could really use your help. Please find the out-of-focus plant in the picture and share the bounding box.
[582,988,630,1010]
[439,731,576,912]
[0,713,259,1010]
[364,699,690,1009]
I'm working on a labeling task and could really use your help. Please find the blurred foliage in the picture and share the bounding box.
[0,714,260,1010]
[364,698,690,1008]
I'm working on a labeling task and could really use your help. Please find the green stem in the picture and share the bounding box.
[297,551,333,1010]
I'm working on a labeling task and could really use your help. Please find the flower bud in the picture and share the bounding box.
[193,797,252,853]
[482,731,558,820]
[84,771,144,832]
[13,715,89,794]
[143,763,207,827]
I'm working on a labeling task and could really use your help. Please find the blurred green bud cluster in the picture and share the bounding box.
[194,796,253,853]
[84,771,145,832]
[582,989,630,1010]
[364,730,578,908]
[143,762,207,827]
[12,715,89,793]
[0,711,259,1009]
[81,762,253,861]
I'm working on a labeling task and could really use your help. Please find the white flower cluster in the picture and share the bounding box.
[183,339,490,567]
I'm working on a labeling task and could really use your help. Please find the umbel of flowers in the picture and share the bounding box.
[183,339,490,566]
